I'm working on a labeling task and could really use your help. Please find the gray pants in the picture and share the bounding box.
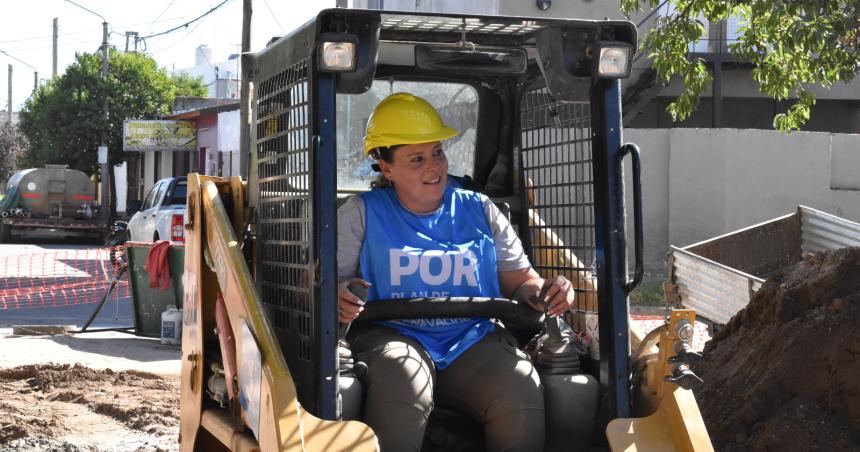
[350,325,545,452]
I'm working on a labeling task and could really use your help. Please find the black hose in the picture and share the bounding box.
[77,266,126,333]
[73,327,135,334]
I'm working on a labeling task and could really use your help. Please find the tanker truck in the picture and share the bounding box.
[0,165,107,242]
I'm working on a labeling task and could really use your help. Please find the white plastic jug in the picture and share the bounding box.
[161,305,182,345]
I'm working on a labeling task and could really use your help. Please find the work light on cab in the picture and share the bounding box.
[595,42,633,78]
[318,33,358,72]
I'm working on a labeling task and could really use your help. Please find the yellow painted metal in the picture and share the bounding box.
[180,173,207,451]
[180,174,379,451]
[606,385,712,452]
[201,409,260,451]
[527,208,599,312]
[606,309,714,452]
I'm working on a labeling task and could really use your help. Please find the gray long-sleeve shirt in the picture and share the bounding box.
[337,194,530,283]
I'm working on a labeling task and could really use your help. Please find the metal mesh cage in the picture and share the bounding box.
[255,60,317,404]
[381,16,541,35]
[520,86,598,329]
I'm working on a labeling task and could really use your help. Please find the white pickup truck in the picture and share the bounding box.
[128,176,186,243]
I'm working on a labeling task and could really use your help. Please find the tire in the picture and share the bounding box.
[0,223,11,243]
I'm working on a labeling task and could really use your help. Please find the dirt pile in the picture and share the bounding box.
[0,363,179,451]
[694,247,860,451]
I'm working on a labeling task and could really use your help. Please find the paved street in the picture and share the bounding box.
[0,242,134,330]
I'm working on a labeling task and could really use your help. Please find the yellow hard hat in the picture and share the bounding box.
[363,92,459,156]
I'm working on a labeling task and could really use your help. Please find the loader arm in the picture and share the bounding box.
[180,174,378,451]
[607,310,713,451]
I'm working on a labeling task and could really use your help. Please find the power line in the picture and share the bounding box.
[139,0,233,39]
[0,49,37,71]
[4,38,105,53]
[210,9,239,43]
[0,16,186,45]
[152,0,179,25]
[146,13,210,55]
[262,0,286,34]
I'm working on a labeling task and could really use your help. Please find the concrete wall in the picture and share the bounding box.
[659,68,860,102]
[625,128,860,274]
[624,129,670,272]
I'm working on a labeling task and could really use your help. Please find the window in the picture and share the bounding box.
[169,181,187,205]
[142,182,161,210]
[152,182,169,209]
[336,80,479,191]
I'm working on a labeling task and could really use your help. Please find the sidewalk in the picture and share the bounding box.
[0,328,181,376]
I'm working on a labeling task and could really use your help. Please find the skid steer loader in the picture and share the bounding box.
[180,8,713,451]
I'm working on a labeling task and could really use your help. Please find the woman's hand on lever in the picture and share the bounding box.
[502,268,574,317]
[542,275,574,318]
[338,278,371,324]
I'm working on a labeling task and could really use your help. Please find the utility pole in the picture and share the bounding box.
[239,0,252,179]
[66,1,112,220]
[6,65,11,124]
[1,50,39,105]
[52,18,58,77]
[100,20,110,221]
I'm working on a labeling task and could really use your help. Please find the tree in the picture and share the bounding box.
[0,122,27,183]
[171,72,210,98]
[18,51,207,171]
[622,0,859,131]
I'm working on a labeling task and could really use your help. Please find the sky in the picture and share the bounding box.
[0,0,336,111]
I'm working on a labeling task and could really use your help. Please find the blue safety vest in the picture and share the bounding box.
[359,186,500,369]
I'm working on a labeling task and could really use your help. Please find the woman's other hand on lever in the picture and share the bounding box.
[338,278,371,324]
[542,275,574,317]
[502,268,574,318]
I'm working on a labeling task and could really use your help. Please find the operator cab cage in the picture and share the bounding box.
[247,8,640,422]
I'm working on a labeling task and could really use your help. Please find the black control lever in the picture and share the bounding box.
[339,282,369,380]
[340,281,368,341]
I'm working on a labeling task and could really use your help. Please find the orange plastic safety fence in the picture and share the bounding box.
[0,246,129,309]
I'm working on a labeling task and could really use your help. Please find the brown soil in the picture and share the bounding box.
[694,247,860,451]
[0,363,179,451]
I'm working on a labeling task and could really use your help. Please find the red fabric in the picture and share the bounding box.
[145,240,172,291]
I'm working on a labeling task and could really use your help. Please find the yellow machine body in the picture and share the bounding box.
[180,175,377,451]
[179,175,712,451]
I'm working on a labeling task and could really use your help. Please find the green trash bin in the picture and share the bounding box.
[126,243,185,337]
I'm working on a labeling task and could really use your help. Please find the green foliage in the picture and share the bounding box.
[171,72,209,97]
[18,51,207,171]
[0,122,27,183]
[629,275,666,306]
[622,0,860,131]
